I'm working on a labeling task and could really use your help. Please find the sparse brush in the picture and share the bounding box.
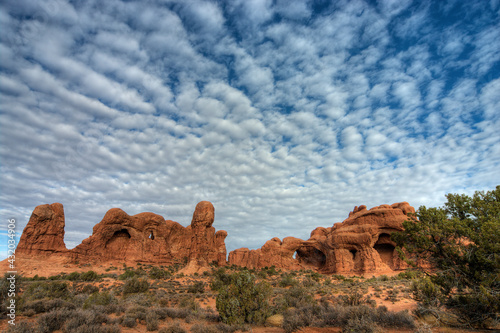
[159,321,187,333]
[5,321,37,333]
[122,277,149,295]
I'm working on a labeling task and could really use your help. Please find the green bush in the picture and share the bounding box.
[149,266,171,279]
[279,274,297,287]
[122,278,149,295]
[121,315,137,328]
[187,281,205,294]
[22,281,70,301]
[83,291,115,309]
[23,298,75,314]
[79,271,99,281]
[146,310,159,331]
[274,284,316,312]
[66,272,81,281]
[216,271,272,325]
[119,268,146,280]
[37,309,74,333]
[411,277,442,307]
[342,316,377,333]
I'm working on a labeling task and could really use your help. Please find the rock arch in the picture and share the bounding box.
[373,233,396,270]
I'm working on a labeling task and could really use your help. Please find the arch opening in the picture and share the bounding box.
[149,231,155,240]
[349,249,358,260]
[105,229,131,256]
[295,246,326,269]
[374,233,396,269]
[113,229,131,238]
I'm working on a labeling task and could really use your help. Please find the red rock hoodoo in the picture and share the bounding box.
[16,203,68,256]
[228,202,415,275]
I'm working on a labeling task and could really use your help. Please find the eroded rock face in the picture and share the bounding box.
[17,201,227,267]
[228,202,415,275]
[16,203,68,256]
[16,200,415,275]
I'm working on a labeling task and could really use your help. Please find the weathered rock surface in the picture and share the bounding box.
[15,200,415,275]
[16,201,227,267]
[228,202,415,275]
[16,203,68,256]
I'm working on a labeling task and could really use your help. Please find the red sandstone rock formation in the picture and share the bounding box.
[228,202,415,275]
[15,200,415,275]
[16,201,227,267]
[16,203,68,256]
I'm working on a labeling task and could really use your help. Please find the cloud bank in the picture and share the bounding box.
[1,0,499,258]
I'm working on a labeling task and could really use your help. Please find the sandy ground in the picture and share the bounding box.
[1,257,496,333]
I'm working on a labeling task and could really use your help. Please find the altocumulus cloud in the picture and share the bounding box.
[1,0,499,258]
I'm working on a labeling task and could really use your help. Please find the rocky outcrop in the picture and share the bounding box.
[16,203,68,256]
[228,202,415,275]
[15,200,415,275]
[16,201,227,267]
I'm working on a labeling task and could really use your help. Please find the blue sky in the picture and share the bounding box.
[1,0,499,259]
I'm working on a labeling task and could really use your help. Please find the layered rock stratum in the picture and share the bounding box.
[14,201,415,275]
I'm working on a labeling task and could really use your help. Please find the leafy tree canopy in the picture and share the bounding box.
[392,186,500,327]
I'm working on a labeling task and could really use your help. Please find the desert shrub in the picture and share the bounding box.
[374,307,414,328]
[279,273,297,287]
[5,321,37,333]
[67,324,120,333]
[146,310,159,331]
[159,321,187,333]
[79,271,100,281]
[339,288,366,306]
[62,308,110,332]
[282,305,323,333]
[121,292,152,306]
[212,323,242,333]
[342,316,377,333]
[122,277,149,295]
[162,307,192,319]
[125,305,147,321]
[188,281,205,294]
[66,272,81,281]
[210,268,232,291]
[216,271,272,325]
[83,291,115,309]
[37,308,75,333]
[282,304,414,333]
[190,323,218,333]
[23,298,75,314]
[411,277,442,307]
[179,295,201,311]
[119,267,146,280]
[274,284,316,312]
[23,281,70,301]
[396,270,423,280]
[121,315,137,328]
[302,276,318,288]
[149,266,171,280]
[73,283,99,295]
